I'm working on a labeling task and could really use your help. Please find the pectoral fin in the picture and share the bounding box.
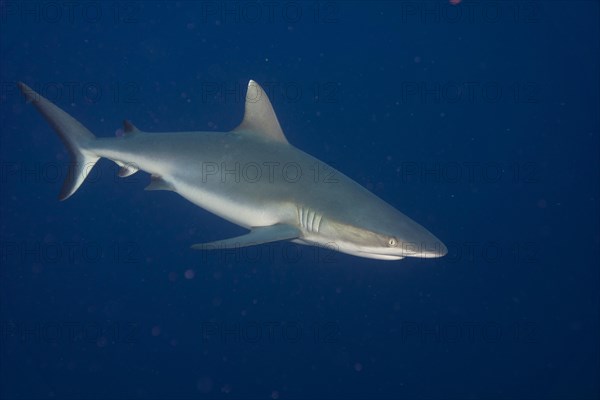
[191,224,300,250]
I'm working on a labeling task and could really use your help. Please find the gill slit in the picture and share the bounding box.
[297,206,323,234]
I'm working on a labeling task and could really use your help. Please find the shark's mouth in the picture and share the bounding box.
[357,251,406,261]
[357,244,447,260]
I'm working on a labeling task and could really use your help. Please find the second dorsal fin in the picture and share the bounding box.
[232,80,289,144]
[123,120,141,136]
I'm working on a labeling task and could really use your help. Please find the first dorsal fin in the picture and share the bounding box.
[232,80,289,144]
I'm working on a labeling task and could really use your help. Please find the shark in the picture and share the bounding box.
[17,80,447,261]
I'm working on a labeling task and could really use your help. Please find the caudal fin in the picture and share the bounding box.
[18,82,99,200]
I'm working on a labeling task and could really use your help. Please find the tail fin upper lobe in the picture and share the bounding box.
[18,82,99,200]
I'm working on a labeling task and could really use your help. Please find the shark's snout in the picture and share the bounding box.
[408,240,447,258]
[394,219,447,258]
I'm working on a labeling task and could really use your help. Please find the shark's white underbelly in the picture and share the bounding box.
[94,147,293,229]
[170,177,286,229]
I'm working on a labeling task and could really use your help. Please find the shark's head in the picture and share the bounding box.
[315,220,446,260]
[308,196,447,261]
[316,216,447,260]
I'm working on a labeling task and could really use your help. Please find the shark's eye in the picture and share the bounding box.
[388,237,398,247]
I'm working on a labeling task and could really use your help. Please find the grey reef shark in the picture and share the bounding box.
[18,80,447,261]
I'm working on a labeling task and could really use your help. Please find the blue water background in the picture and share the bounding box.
[0,1,598,399]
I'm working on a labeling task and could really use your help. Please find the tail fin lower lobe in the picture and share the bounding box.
[18,82,99,200]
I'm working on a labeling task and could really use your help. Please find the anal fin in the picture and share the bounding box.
[191,224,300,250]
[118,165,139,177]
[145,175,174,191]
[115,161,139,177]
